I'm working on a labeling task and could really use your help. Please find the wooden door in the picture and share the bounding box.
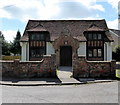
[60,46,72,66]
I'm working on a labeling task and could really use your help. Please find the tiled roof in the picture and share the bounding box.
[109,29,120,37]
[20,36,29,42]
[27,24,47,32]
[21,19,113,42]
[86,24,104,31]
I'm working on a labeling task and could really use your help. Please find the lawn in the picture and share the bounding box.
[116,62,120,78]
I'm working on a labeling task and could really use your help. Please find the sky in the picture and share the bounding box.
[0,0,120,42]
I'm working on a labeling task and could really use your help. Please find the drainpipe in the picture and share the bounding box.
[105,43,107,61]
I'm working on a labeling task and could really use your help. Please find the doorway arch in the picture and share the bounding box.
[53,34,79,66]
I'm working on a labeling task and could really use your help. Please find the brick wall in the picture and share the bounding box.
[73,56,116,78]
[1,54,56,78]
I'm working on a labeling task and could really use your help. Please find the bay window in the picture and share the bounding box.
[29,31,48,60]
[86,32,104,61]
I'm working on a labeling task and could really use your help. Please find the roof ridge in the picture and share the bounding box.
[28,19,105,22]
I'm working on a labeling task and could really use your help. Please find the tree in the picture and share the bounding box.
[0,31,11,55]
[112,45,120,61]
[10,30,21,55]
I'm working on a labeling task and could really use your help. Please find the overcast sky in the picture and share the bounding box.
[0,0,119,42]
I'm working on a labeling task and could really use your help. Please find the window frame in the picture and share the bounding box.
[29,31,47,60]
[88,48,103,58]
[30,32,45,41]
[30,46,46,58]
[87,32,102,41]
[86,32,104,61]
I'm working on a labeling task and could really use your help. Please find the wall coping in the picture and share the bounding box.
[87,60,113,63]
[0,59,44,63]
[43,55,52,57]
[20,59,44,63]
[0,60,14,62]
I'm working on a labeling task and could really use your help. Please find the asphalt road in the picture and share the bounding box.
[2,81,118,103]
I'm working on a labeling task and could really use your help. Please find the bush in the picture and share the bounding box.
[112,46,120,61]
[2,56,21,60]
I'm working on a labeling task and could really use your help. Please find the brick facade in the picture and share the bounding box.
[1,54,56,78]
[53,34,79,66]
[73,55,116,78]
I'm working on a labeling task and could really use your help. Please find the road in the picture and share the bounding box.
[2,81,118,103]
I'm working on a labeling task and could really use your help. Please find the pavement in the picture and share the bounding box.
[0,77,117,86]
[0,66,118,86]
[0,78,117,86]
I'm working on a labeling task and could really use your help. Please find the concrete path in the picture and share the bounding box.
[57,66,80,83]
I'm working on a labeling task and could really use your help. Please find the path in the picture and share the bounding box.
[57,66,80,83]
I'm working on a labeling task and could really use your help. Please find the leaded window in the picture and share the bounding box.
[86,32,104,61]
[29,32,48,60]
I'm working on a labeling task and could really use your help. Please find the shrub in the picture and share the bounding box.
[112,46,120,61]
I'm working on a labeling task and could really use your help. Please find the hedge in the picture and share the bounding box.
[2,56,21,60]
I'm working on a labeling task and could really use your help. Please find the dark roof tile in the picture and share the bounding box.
[21,19,113,42]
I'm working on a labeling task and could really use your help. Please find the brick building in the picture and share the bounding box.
[20,19,113,63]
[18,19,116,78]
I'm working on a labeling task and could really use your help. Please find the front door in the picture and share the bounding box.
[60,46,72,66]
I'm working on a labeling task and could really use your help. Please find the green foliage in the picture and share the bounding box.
[112,45,120,61]
[10,30,21,55]
[0,31,11,55]
[0,30,21,56]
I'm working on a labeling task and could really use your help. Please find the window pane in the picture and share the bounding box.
[93,34,97,40]
[30,33,45,41]
[31,50,36,57]
[88,49,92,57]
[36,34,40,40]
[40,34,44,40]
[93,49,97,57]
[98,34,102,39]
[30,47,45,58]
[31,34,36,40]
[98,49,102,57]
[88,34,92,40]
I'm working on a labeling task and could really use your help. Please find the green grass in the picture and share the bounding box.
[56,68,58,76]
[116,69,120,78]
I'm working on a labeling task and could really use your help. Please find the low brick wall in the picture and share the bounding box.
[73,56,116,78]
[1,54,56,78]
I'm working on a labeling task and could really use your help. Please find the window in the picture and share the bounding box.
[98,34,102,40]
[30,47,45,58]
[93,33,97,40]
[30,32,45,41]
[87,33,102,40]
[39,33,44,40]
[86,32,104,60]
[98,49,102,57]
[31,34,36,40]
[88,48,102,57]
[88,34,92,40]
[88,49,92,57]
[93,49,97,57]
[29,32,47,60]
